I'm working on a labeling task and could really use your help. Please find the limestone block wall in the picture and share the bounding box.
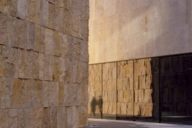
[117,61,134,117]
[89,59,154,118]
[89,54,192,120]
[103,63,117,116]
[0,0,88,128]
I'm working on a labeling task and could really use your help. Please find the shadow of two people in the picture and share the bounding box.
[91,96,103,118]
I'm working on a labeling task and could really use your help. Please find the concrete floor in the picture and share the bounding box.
[87,119,192,128]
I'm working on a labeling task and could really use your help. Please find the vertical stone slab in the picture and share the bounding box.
[88,64,102,116]
[134,59,153,117]
[103,62,117,117]
[17,0,28,19]
[117,61,134,117]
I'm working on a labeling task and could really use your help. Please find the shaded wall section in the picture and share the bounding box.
[89,0,192,64]
[88,54,192,121]
[0,0,89,128]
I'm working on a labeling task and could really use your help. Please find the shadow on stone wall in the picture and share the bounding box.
[89,53,192,124]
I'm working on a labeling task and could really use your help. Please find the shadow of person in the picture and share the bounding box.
[91,97,97,117]
[98,96,103,118]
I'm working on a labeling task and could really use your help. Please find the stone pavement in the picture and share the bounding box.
[87,119,192,128]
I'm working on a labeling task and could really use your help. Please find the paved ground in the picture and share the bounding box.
[87,119,192,128]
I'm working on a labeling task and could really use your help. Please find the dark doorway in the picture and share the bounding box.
[159,55,192,124]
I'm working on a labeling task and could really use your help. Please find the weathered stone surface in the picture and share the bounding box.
[0,0,89,127]
[67,106,79,128]
[28,0,41,23]
[89,58,153,118]
[11,79,31,108]
[0,14,8,45]
[17,0,28,19]
[48,2,56,29]
[55,7,64,32]
[34,25,45,53]
[57,107,67,128]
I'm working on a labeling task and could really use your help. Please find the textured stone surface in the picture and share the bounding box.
[89,59,154,118]
[0,0,89,128]
[89,54,192,120]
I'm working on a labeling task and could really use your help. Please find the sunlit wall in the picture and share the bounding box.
[89,0,192,64]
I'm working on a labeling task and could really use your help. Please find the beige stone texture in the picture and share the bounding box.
[89,58,153,118]
[0,0,89,128]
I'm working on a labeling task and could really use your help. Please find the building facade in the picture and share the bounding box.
[0,0,89,128]
[89,0,192,123]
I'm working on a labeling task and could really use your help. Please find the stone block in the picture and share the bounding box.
[0,78,11,109]
[80,40,88,62]
[45,28,54,55]
[78,106,88,127]
[48,2,56,29]
[11,79,32,108]
[38,53,45,80]
[0,14,8,45]
[0,109,7,127]
[0,109,19,128]
[141,103,153,117]
[143,89,153,103]
[53,57,65,81]
[48,82,59,106]
[2,47,18,65]
[42,107,58,128]
[24,108,43,128]
[0,0,8,13]
[53,32,63,57]
[57,107,67,128]
[38,54,53,81]
[103,102,116,115]
[78,83,88,106]
[127,103,134,116]
[40,0,49,27]
[55,7,64,31]
[34,25,45,53]
[55,0,64,7]
[0,0,17,15]
[30,80,43,108]
[134,103,141,116]
[0,57,6,77]
[65,0,89,39]
[64,84,79,106]
[42,82,49,107]
[28,0,41,23]
[26,22,35,50]
[58,81,65,106]
[17,0,28,19]
[13,19,27,49]
[67,107,79,128]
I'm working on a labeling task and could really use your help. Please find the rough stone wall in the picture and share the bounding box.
[117,61,134,117]
[89,59,154,118]
[89,54,192,120]
[134,59,153,117]
[88,64,102,116]
[0,0,89,128]
[102,63,117,116]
